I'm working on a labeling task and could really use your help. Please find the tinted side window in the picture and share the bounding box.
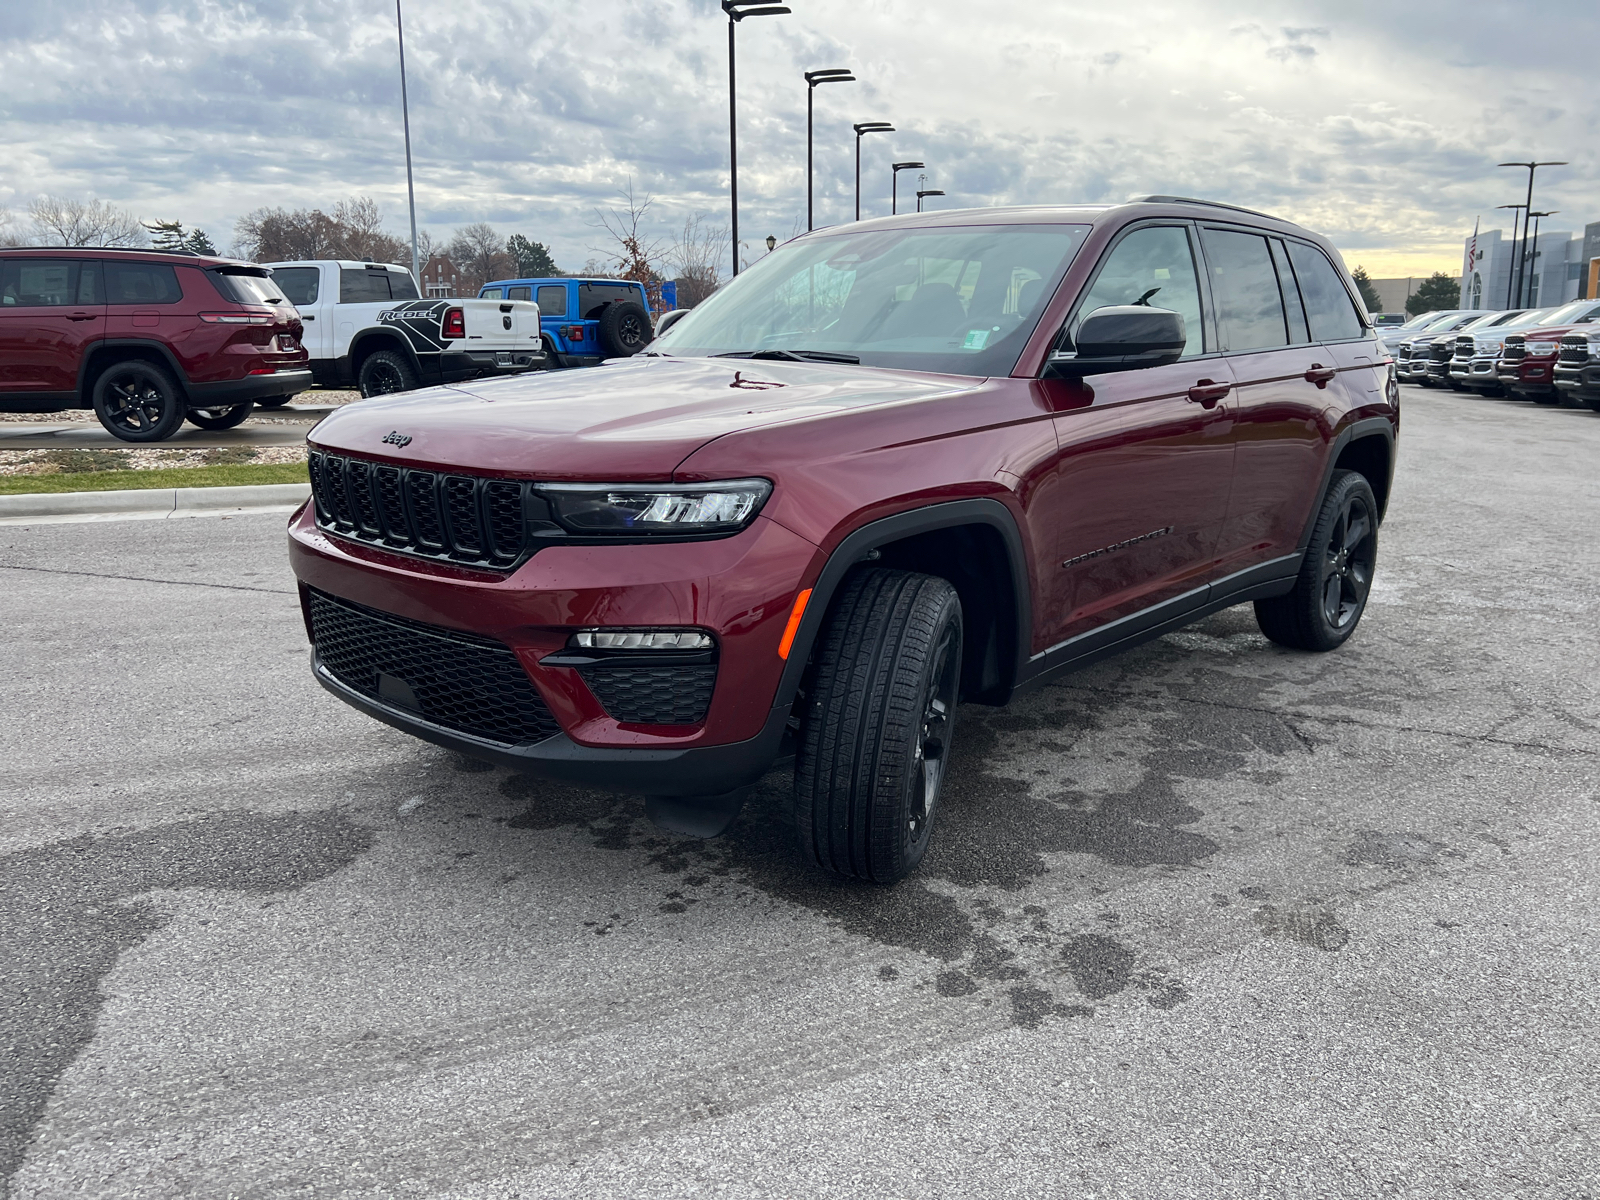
[577,282,639,319]
[507,286,532,302]
[1269,240,1309,343]
[271,267,320,306]
[536,285,568,316]
[1285,242,1364,341]
[479,287,504,299]
[388,271,419,301]
[0,259,81,306]
[1072,225,1205,356]
[340,269,392,303]
[105,261,183,305]
[1200,229,1287,352]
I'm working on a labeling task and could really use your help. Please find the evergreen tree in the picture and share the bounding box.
[184,228,217,255]
[1405,272,1460,315]
[507,233,558,276]
[1350,265,1383,313]
[143,219,188,251]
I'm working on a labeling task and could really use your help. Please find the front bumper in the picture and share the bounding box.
[1497,359,1557,394]
[287,503,822,795]
[1450,357,1501,389]
[437,348,546,383]
[1554,364,1600,398]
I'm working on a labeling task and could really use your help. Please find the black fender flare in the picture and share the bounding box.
[1296,415,1397,552]
[768,498,1033,716]
[348,329,426,382]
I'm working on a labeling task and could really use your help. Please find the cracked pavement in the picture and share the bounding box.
[1,388,1596,1198]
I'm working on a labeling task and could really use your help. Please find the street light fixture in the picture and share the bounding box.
[394,0,421,288]
[766,234,777,253]
[916,189,944,212]
[1498,160,1566,308]
[1526,211,1558,306]
[805,69,855,231]
[724,0,791,277]
[852,122,893,222]
[1495,203,1527,309]
[891,161,924,215]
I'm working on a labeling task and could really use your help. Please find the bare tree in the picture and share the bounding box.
[0,208,21,248]
[29,196,147,247]
[590,180,667,287]
[445,223,512,294]
[232,196,405,264]
[669,213,727,308]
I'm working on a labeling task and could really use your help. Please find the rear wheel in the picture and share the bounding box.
[92,361,187,443]
[186,403,254,430]
[1255,470,1378,652]
[794,569,963,884]
[358,350,418,397]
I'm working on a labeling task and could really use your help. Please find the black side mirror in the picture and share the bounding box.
[1045,305,1186,377]
[654,309,691,336]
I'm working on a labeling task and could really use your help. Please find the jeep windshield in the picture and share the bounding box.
[652,223,1091,377]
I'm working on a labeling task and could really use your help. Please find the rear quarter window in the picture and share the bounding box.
[1285,243,1365,342]
[341,269,394,303]
[212,269,286,305]
[105,262,183,305]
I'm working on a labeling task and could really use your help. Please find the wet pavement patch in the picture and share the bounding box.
[1341,829,1452,872]
[1060,933,1137,1000]
[0,811,373,1193]
[1253,905,1351,952]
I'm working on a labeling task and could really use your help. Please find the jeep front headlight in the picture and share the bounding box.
[535,479,773,536]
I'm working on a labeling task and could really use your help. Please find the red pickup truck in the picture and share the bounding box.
[289,198,1396,883]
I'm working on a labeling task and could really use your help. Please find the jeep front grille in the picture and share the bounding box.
[308,588,560,746]
[308,450,530,571]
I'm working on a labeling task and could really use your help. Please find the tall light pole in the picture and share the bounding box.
[723,0,791,278]
[805,69,854,231]
[891,161,923,215]
[916,189,944,212]
[1498,160,1565,310]
[1526,211,1558,307]
[1496,204,1526,309]
[852,122,893,221]
[395,0,420,287]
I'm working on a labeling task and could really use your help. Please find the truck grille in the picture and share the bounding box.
[1451,335,1475,361]
[1559,335,1593,366]
[1395,343,1412,363]
[308,589,560,746]
[1429,341,1453,363]
[308,450,531,571]
[578,663,718,725]
[1501,336,1525,363]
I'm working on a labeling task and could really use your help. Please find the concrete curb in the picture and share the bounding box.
[0,482,310,526]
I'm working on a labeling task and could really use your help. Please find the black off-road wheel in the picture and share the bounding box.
[186,403,254,430]
[358,350,418,397]
[794,569,963,885]
[1255,469,1378,652]
[597,301,652,358]
[92,361,187,443]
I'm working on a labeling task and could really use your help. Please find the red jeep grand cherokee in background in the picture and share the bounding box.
[290,198,1397,883]
[0,247,311,440]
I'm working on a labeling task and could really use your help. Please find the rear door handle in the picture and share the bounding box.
[1305,364,1337,387]
[68,313,99,322]
[1186,379,1231,407]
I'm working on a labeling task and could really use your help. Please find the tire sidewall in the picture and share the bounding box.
[358,350,417,398]
[92,361,185,443]
[1304,471,1378,650]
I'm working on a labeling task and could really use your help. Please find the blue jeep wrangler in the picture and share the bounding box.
[478,278,658,368]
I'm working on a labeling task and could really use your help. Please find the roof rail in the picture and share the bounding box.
[0,245,209,258]
[1137,195,1282,221]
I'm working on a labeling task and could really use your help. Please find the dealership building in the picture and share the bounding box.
[1459,220,1600,310]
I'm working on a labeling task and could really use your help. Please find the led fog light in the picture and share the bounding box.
[571,629,715,652]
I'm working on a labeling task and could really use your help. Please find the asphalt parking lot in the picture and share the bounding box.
[2,387,1597,1199]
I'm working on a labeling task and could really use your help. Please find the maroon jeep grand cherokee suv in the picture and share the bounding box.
[290,198,1397,883]
[0,247,310,440]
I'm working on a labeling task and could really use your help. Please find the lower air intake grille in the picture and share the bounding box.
[578,663,718,725]
[309,589,560,746]
[308,450,529,571]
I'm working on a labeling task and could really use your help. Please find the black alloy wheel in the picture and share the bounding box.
[1255,469,1378,652]
[186,403,254,430]
[597,301,652,358]
[357,349,418,398]
[794,568,964,884]
[91,361,187,443]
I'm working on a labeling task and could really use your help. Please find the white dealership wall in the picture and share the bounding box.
[1461,226,1585,310]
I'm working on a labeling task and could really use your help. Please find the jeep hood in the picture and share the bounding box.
[307,355,982,479]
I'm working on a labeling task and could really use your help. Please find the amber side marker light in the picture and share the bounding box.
[778,588,812,659]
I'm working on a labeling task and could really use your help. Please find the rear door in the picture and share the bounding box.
[0,257,105,398]
[1199,226,1330,577]
[1047,221,1236,644]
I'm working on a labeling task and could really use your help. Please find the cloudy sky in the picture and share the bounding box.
[1,0,1595,279]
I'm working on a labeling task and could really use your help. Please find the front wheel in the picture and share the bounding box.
[1255,469,1378,652]
[358,350,418,397]
[186,403,254,430]
[92,361,187,442]
[794,569,963,885]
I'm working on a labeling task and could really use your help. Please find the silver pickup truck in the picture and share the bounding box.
[263,260,544,398]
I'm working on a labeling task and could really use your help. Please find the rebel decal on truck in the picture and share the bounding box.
[377,300,452,354]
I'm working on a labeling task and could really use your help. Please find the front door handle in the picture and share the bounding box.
[1305,364,1337,387]
[68,312,99,322]
[302,314,315,321]
[1187,379,1231,408]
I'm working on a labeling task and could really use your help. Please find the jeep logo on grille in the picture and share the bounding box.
[382,430,413,447]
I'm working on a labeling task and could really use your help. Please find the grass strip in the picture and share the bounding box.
[0,462,309,495]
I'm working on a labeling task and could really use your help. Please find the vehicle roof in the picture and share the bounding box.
[263,259,412,271]
[480,277,642,288]
[0,245,255,268]
[805,196,1310,237]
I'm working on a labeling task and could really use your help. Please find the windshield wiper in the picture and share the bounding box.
[711,349,861,364]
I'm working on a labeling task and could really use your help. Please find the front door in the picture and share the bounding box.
[0,258,105,401]
[1047,223,1236,646]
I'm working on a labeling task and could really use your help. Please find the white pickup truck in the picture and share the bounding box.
[261,260,544,399]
